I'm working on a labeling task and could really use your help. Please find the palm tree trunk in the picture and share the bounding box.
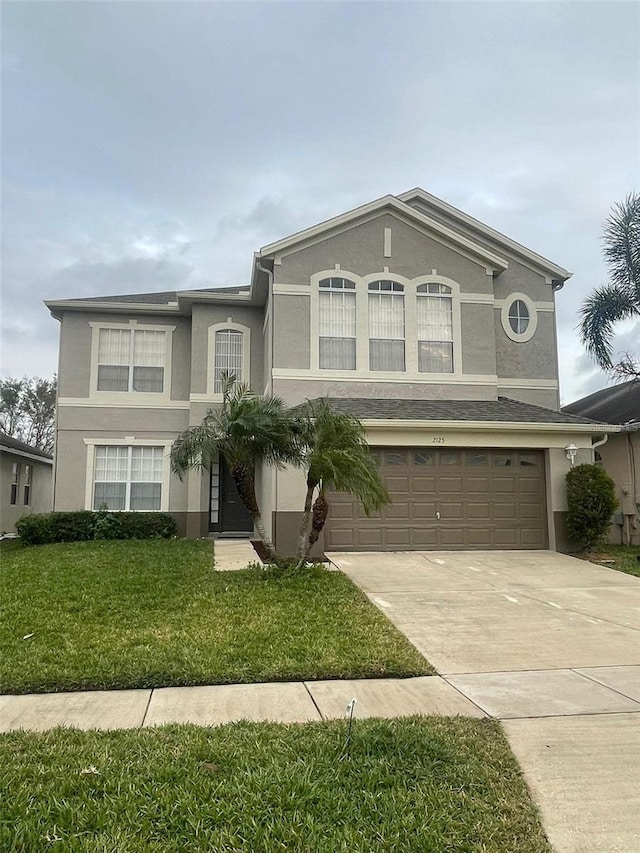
[231,461,279,562]
[306,489,329,553]
[296,478,318,564]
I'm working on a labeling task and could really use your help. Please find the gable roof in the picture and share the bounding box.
[259,194,510,272]
[562,380,640,426]
[0,433,53,462]
[397,188,572,283]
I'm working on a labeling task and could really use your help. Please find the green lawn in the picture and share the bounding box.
[0,539,432,694]
[588,544,640,578]
[0,718,551,853]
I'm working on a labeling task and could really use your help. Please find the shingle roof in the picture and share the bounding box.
[562,380,640,426]
[298,397,601,426]
[0,433,53,460]
[69,285,250,304]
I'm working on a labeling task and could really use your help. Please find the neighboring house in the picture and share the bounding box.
[563,380,640,546]
[0,433,53,534]
[45,188,614,553]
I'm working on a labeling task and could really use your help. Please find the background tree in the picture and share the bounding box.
[294,399,390,565]
[580,192,640,379]
[170,376,303,562]
[0,375,57,452]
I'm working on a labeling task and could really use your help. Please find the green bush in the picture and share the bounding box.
[15,511,177,545]
[566,463,617,551]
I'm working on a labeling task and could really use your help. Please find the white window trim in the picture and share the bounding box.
[309,269,462,378]
[83,437,173,512]
[205,321,252,401]
[500,292,538,343]
[89,320,175,402]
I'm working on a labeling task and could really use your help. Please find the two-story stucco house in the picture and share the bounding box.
[45,189,609,554]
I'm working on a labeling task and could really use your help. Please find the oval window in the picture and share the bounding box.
[508,299,529,334]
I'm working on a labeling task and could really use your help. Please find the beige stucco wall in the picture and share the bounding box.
[275,213,490,292]
[272,294,311,370]
[0,451,52,533]
[494,309,558,382]
[53,431,187,514]
[272,379,497,407]
[190,303,265,395]
[57,312,192,401]
[597,431,640,546]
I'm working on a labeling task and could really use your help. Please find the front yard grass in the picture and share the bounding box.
[0,717,551,853]
[587,544,640,578]
[0,539,432,694]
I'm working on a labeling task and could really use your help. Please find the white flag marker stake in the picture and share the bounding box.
[341,697,357,759]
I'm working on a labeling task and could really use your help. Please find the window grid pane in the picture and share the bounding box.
[133,330,165,367]
[508,300,530,334]
[93,445,163,511]
[214,330,243,393]
[319,338,356,370]
[98,329,130,365]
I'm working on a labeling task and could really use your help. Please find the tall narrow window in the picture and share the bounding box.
[93,446,163,511]
[319,278,356,369]
[97,328,166,392]
[368,280,405,371]
[10,462,20,505]
[214,329,243,393]
[23,465,32,506]
[417,283,453,373]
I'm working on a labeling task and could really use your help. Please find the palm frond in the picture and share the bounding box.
[603,192,640,297]
[579,284,637,370]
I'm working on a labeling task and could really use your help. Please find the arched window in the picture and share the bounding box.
[416,283,453,373]
[368,280,405,371]
[214,328,244,393]
[318,278,356,369]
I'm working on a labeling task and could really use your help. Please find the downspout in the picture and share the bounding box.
[255,257,276,546]
[591,433,609,455]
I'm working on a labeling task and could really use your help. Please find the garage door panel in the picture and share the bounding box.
[467,502,491,519]
[441,502,464,519]
[439,477,463,492]
[356,528,383,548]
[494,502,517,519]
[326,446,547,551]
[384,528,411,548]
[413,501,437,519]
[439,527,466,547]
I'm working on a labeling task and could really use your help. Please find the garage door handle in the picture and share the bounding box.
[436,511,441,520]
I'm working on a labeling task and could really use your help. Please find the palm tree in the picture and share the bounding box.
[171,376,303,561]
[580,192,640,378]
[294,399,390,565]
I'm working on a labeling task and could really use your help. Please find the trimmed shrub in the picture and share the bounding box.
[15,511,177,545]
[566,463,617,551]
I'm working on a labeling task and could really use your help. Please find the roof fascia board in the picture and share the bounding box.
[260,195,508,271]
[0,444,53,463]
[398,188,571,281]
[359,418,618,433]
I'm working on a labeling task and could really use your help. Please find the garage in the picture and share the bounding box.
[325,446,548,550]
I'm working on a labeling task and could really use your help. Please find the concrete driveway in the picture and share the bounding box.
[328,549,640,853]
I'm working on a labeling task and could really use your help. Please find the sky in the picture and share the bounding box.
[2,0,639,405]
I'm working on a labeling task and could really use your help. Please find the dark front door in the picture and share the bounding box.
[210,458,253,535]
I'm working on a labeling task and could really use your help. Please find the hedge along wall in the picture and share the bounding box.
[15,511,177,545]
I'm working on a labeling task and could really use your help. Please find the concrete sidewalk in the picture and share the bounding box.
[0,676,485,732]
[212,538,258,570]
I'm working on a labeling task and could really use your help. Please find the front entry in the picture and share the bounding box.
[209,457,253,536]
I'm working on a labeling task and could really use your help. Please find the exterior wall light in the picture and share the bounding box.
[565,443,578,465]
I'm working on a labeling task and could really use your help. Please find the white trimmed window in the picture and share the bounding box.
[319,277,356,370]
[23,465,32,506]
[417,283,453,373]
[368,280,405,371]
[508,299,529,334]
[500,293,538,342]
[214,329,244,393]
[10,462,20,505]
[93,445,163,511]
[97,328,166,392]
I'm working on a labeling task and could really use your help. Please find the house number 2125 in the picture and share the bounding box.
[432,436,445,444]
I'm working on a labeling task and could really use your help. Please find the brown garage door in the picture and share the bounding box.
[326,447,548,550]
